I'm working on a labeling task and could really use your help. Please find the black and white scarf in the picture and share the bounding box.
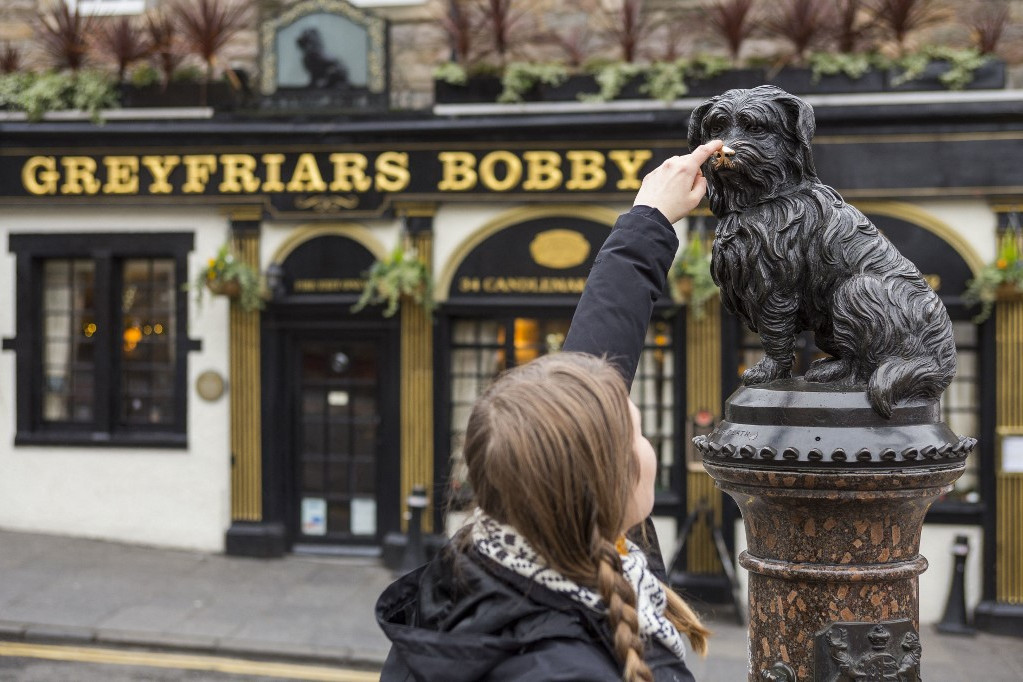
[471,510,688,660]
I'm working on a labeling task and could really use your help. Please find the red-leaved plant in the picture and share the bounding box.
[37,2,93,71]
[146,10,185,89]
[437,0,480,65]
[1,43,21,74]
[833,0,875,53]
[600,0,650,63]
[706,0,758,62]
[95,16,153,83]
[969,0,1011,54]
[870,0,942,54]
[766,0,832,64]
[172,0,250,102]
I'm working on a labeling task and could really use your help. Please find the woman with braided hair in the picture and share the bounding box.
[376,140,724,681]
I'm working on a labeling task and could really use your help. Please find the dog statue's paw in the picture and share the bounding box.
[804,356,856,384]
[743,356,791,385]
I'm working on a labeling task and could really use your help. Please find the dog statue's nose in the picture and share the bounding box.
[711,145,736,168]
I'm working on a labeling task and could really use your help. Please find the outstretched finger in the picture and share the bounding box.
[687,140,724,167]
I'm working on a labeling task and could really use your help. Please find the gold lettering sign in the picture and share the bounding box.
[529,229,591,269]
[293,278,365,293]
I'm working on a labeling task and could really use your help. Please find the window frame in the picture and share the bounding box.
[66,0,149,16]
[7,232,197,448]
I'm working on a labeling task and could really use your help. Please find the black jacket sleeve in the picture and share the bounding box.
[563,205,679,387]
[562,205,679,581]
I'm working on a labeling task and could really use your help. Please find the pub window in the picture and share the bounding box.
[67,0,149,16]
[7,233,195,447]
[447,316,677,506]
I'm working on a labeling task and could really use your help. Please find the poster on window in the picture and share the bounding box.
[351,497,376,536]
[301,497,327,535]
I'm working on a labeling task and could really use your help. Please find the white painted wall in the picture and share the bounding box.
[0,207,232,552]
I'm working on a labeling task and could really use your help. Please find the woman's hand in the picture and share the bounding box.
[632,140,724,224]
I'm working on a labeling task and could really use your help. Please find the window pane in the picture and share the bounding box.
[120,259,176,425]
[42,260,95,423]
[631,321,675,491]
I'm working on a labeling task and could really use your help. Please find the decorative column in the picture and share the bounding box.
[685,292,725,577]
[397,203,436,533]
[224,208,282,557]
[975,292,1023,633]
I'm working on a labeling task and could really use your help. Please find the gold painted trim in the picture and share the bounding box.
[6,132,1023,158]
[224,206,263,221]
[394,201,438,218]
[853,201,985,276]
[269,223,388,265]
[435,204,621,301]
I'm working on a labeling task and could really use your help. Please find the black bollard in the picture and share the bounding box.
[397,486,429,575]
[936,534,976,635]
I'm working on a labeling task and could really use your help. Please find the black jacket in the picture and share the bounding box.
[376,542,696,682]
[375,207,689,681]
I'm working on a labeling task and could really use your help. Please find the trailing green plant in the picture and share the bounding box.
[671,237,718,319]
[642,59,689,102]
[352,244,433,318]
[889,46,990,89]
[579,61,643,102]
[498,61,569,102]
[186,243,264,312]
[433,61,468,86]
[688,54,732,80]
[808,51,875,80]
[0,70,118,122]
[171,64,205,83]
[129,62,161,88]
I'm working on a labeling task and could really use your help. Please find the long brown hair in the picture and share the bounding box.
[463,353,708,681]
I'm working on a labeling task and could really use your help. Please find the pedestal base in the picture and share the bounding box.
[697,380,975,680]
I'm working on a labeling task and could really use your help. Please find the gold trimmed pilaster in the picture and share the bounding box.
[995,297,1023,603]
[229,230,263,522]
[685,297,723,573]
[400,231,434,532]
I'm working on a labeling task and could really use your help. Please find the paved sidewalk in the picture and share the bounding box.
[1,529,1021,680]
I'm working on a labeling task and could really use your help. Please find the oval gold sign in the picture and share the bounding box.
[529,229,591,269]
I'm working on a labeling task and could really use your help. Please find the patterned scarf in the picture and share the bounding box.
[470,510,688,660]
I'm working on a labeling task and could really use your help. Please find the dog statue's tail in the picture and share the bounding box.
[868,356,948,419]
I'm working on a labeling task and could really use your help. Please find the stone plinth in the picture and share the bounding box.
[694,379,975,681]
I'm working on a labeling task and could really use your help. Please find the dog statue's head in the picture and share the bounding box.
[688,86,818,215]
[297,28,324,54]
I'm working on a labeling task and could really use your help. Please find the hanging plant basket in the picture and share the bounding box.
[206,277,242,299]
[996,282,1023,302]
[671,275,694,304]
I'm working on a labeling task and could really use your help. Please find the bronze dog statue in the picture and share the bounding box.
[688,86,956,418]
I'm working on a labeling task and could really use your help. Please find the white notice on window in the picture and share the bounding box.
[327,391,349,407]
[301,498,327,536]
[351,497,377,536]
[1003,436,1023,473]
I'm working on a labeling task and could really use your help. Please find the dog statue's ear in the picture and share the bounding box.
[688,96,719,152]
[773,89,818,180]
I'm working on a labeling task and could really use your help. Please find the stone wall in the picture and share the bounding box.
[3,0,1023,107]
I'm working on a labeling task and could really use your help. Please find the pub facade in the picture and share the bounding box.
[2,19,1023,629]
